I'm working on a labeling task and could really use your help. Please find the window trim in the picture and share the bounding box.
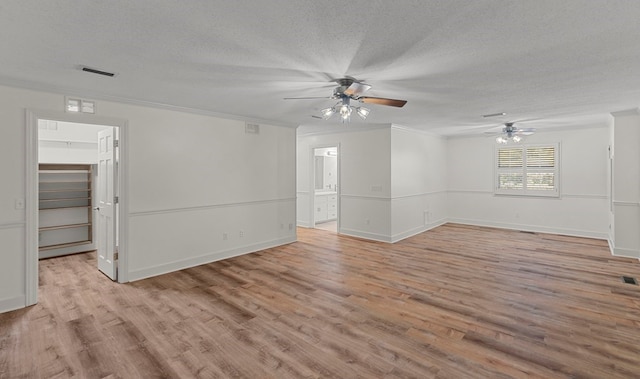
[494,142,560,198]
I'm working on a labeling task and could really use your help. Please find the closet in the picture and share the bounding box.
[37,119,106,259]
[39,164,93,257]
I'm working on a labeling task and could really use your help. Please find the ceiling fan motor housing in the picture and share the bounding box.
[503,123,517,137]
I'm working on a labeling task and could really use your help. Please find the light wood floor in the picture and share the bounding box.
[2,224,640,378]
[314,220,337,232]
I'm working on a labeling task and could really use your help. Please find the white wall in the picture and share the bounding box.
[610,109,640,258]
[126,109,296,280]
[297,125,392,240]
[0,84,296,313]
[297,125,447,243]
[390,126,448,241]
[447,125,610,238]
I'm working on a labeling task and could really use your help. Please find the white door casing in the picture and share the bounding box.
[26,109,128,307]
[311,145,340,230]
[97,127,117,280]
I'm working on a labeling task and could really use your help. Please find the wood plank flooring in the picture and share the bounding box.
[2,224,640,378]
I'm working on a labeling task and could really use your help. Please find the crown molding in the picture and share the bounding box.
[296,123,391,137]
[610,108,640,117]
[0,76,296,129]
[390,124,446,139]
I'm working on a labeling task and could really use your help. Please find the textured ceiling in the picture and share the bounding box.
[1,1,640,135]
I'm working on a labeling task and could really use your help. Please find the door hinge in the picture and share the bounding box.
[114,196,119,204]
[114,139,119,148]
[113,252,119,261]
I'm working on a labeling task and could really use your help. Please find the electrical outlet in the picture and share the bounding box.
[239,230,244,238]
[15,198,25,209]
[223,232,228,240]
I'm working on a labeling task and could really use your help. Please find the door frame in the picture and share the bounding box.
[309,144,341,230]
[25,109,129,306]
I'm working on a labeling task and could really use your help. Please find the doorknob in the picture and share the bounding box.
[93,207,100,211]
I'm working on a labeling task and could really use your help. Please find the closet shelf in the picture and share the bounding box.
[40,181,90,186]
[39,138,97,144]
[39,205,91,211]
[39,170,91,174]
[39,222,91,232]
[39,197,90,202]
[40,188,90,193]
[39,240,92,251]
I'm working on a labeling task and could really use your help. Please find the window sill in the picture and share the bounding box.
[494,192,560,199]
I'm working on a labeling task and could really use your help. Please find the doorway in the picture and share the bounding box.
[25,110,128,306]
[312,146,339,233]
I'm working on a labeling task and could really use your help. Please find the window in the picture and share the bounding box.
[495,143,559,197]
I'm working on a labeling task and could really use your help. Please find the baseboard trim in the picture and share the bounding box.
[39,243,96,259]
[608,238,615,256]
[128,236,297,282]
[0,295,26,313]
[296,220,311,228]
[447,218,608,240]
[339,228,392,243]
[391,219,447,243]
[609,243,640,259]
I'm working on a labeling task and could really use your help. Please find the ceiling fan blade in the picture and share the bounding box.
[514,128,536,135]
[360,97,407,107]
[511,118,543,124]
[283,96,331,100]
[344,82,372,97]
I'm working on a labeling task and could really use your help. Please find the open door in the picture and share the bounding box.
[97,127,117,280]
[312,146,339,233]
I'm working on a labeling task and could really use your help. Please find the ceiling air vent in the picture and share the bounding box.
[621,276,638,285]
[482,112,506,118]
[245,123,260,134]
[80,65,116,77]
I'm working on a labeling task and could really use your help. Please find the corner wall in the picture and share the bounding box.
[297,125,392,241]
[390,126,448,242]
[610,109,640,258]
[447,126,610,239]
[297,125,448,243]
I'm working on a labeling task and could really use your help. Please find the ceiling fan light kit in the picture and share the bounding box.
[286,77,406,123]
[356,106,370,119]
[321,100,370,123]
[488,122,535,144]
[496,134,523,144]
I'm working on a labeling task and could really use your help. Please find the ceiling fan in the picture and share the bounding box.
[284,77,407,122]
[485,121,536,144]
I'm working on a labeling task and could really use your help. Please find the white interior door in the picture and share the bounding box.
[97,127,117,280]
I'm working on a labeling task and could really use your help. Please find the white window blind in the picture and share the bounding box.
[496,144,559,196]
